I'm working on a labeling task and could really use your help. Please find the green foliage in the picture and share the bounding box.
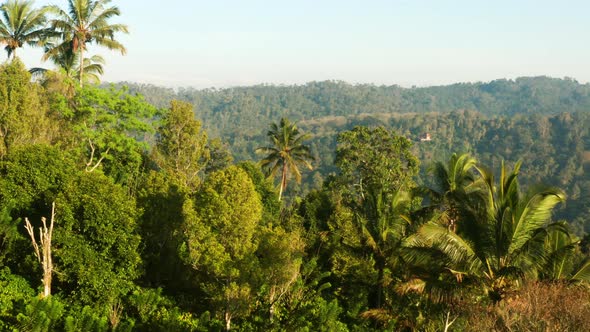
[257,117,314,201]
[0,145,76,212]
[127,287,211,331]
[0,145,77,287]
[0,205,20,266]
[16,296,64,332]
[326,126,421,317]
[406,156,567,301]
[426,153,480,232]
[66,85,156,183]
[33,49,106,85]
[189,166,263,265]
[0,59,55,157]
[183,165,263,328]
[63,306,108,332]
[336,126,419,195]
[205,138,233,174]
[0,58,587,329]
[136,171,193,290]
[0,268,34,328]
[154,100,209,189]
[237,161,280,222]
[123,80,590,232]
[54,171,141,304]
[273,259,348,332]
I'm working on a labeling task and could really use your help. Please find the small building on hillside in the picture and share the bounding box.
[419,133,432,142]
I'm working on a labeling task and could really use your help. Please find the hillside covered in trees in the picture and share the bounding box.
[0,57,589,330]
[1,0,590,329]
[121,78,590,234]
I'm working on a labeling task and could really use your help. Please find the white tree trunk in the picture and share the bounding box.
[24,202,56,298]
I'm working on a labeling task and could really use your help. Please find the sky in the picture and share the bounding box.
[17,0,590,88]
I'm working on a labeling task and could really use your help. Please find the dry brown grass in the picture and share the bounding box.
[463,281,590,332]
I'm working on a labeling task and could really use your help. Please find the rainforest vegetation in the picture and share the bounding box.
[1,0,590,331]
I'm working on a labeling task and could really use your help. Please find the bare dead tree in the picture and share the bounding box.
[24,202,56,298]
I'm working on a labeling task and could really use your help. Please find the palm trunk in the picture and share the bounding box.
[278,163,287,201]
[79,47,84,86]
[376,256,385,309]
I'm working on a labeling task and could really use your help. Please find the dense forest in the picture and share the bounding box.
[1,0,590,330]
[121,78,590,235]
[0,57,589,330]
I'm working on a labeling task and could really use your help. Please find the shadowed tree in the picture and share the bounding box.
[0,0,51,59]
[183,166,263,331]
[0,59,54,157]
[44,0,128,85]
[406,160,567,302]
[331,126,420,320]
[427,152,480,232]
[541,228,590,282]
[257,118,314,201]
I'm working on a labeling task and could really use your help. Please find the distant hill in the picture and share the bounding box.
[107,77,590,234]
[112,76,590,120]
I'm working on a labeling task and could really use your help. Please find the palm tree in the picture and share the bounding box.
[44,0,127,85]
[0,0,51,59]
[427,153,480,232]
[257,118,314,201]
[541,226,590,282]
[31,42,105,84]
[406,159,567,302]
[355,188,412,312]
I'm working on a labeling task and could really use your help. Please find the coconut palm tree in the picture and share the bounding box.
[44,0,127,85]
[257,118,314,201]
[31,42,105,84]
[0,0,51,59]
[406,159,567,302]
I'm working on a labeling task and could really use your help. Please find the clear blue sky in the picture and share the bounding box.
[19,0,590,88]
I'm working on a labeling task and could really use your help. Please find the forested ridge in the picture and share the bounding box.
[121,78,590,234]
[1,0,590,330]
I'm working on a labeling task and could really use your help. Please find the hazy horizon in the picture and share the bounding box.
[103,74,588,91]
[16,0,590,89]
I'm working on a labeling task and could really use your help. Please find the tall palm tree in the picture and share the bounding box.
[406,159,567,302]
[0,0,51,59]
[44,0,127,85]
[257,118,314,201]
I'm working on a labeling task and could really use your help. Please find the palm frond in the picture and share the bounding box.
[571,260,590,282]
[508,185,565,256]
